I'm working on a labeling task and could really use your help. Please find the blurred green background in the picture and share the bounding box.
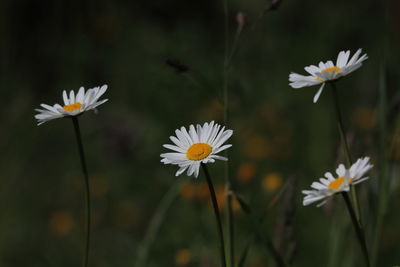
[1,0,400,266]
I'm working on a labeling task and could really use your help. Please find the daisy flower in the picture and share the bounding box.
[161,121,233,178]
[34,85,108,125]
[289,49,368,103]
[302,157,373,207]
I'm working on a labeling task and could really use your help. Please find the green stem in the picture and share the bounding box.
[341,192,370,267]
[135,180,181,267]
[72,117,91,267]
[222,1,234,266]
[372,62,389,267]
[234,193,288,267]
[201,163,227,267]
[331,83,352,165]
[331,83,361,225]
[227,193,234,266]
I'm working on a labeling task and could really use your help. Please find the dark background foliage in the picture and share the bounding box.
[1,0,399,266]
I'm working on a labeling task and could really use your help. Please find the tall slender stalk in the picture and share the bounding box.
[233,192,288,267]
[135,180,182,267]
[201,163,227,267]
[341,192,370,267]
[222,0,234,265]
[372,63,389,267]
[331,83,361,225]
[72,117,91,267]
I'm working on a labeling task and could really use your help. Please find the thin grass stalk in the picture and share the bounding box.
[237,242,252,267]
[341,192,370,267]
[201,163,227,267]
[135,180,182,267]
[331,83,362,225]
[71,117,91,267]
[372,63,389,267]
[234,193,288,267]
[327,208,348,267]
[222,0,234,265]
[236,177,292,265]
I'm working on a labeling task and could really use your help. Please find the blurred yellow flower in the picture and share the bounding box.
[237,162,256,182]
[114,200,140,229]
[244,134,270,160]
[175,249,192,265]
[214,185,240,213]
[49,210,75,236]
[196,183,210,201]
[91,175,109,197]
[180,183,197,200]
[262,173,283,193]
[352,107,376,131]
[395,137,400,161]
[270,135,293,160]
[198,98,224,121]
[260,104,280,129]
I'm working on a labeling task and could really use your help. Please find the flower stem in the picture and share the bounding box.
[331,83,361,225]
[341,192,370,267]
[201,163,227,267]
[72,117,91,267]
[330,83,352,165]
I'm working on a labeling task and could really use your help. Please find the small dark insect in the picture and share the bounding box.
[165,58,189,73]
[269,0,283,11]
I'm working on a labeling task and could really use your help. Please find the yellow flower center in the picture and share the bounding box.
[63,102,82,112]
[315,66,341,81]
[321,66,341,74]
[327,176,352,190]
[186,143,212,161]
[327,177,345,190]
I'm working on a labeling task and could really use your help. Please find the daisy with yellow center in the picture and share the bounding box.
[302,157,373,207]
[160,121,233,178]
[289,49,368,103]
[34,85,108,125]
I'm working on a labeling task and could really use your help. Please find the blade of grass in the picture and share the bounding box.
[233,193,288,267]
[135,179,182,267]
[372,62,389,267]
[236,176,293,265]
[237,241,252,267]
[341,192,370,267]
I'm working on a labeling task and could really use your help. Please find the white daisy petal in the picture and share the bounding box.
[304,65,320,75]
[163,144,186,153]
[76,87,85,103]
[313,83,325,103]
[336,164,346,177]
[69,90,75,104]
[63,90,69,105]
[176,165,189,176]
[181,126,194,146]
[213,144,232,154]
[175,129,189,148]
[347,48,362,65]
[212,130,233,148]
[170,135,185,148]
